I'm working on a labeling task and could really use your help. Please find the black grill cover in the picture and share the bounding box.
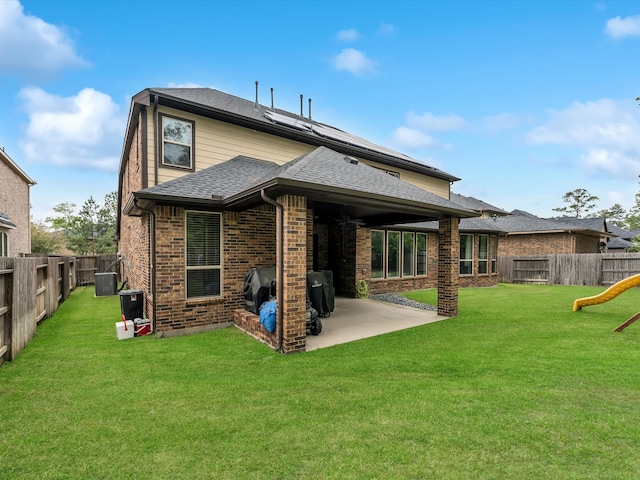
[244,267,276,314]
[307,271,334,316]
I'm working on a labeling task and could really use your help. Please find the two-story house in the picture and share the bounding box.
[117,86,480,352]
[0,148,35,257]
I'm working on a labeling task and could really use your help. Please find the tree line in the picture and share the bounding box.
[31,192,117,255]
[553,187,640,231]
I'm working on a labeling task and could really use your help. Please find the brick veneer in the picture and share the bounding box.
[119,118,153,320]
[278,194,307,353]
[438,217,459,317]
[499,232,600,256]
[152,204,276,335]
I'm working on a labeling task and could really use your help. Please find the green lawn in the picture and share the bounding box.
[2,284,640,479]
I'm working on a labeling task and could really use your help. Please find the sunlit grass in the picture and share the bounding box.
[2,284,640,479]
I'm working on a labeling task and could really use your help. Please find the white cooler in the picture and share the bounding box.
[116,319,134,340]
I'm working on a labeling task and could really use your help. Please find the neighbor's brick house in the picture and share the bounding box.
[0,148,35,257]
[117,86,501,352]
[492,210,611,256]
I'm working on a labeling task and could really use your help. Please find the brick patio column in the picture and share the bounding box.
[438,216,459,317]
[277,194,307,353]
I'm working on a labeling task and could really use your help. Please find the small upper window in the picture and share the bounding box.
[162,115,193,169]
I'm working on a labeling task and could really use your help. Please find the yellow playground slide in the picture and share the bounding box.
[573,273,640,311]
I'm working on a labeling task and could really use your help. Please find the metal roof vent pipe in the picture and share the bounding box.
[254,81,259,110]
[308,98,312,121]
[270,87,275,111]
[300,94,304,118]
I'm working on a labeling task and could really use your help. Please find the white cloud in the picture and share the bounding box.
[406,111,467,132]
[526,98,640,176]
[332,48,376,76]
[378,23,395,35]
[604,14,640,39]
[392,126,440,149]
[18,87,125,171]
[337,28,359,41]
[0,0,88,79]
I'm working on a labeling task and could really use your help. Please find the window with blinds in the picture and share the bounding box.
[185,211,221,298]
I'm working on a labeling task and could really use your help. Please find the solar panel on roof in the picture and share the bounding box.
[311,124,413,161]
[264,110,312,131]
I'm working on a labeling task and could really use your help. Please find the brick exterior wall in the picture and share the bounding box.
[278,195,307,354]
[153,205,276,336]
[438,217,459,317]
[0,158,31,256]
[119,116,154,321]
[499,232,600,256]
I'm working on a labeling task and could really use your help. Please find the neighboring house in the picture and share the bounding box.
[605,223,639,252]
[491,210,611,256]
[117,86,478,352]
[0,148,35,257]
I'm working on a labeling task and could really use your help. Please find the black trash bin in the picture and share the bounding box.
[306,271,334,317]
[119,289,144,321]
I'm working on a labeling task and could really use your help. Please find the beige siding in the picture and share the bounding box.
[0,160,31,256]
[146,106,451,199]
[360,159,451,199]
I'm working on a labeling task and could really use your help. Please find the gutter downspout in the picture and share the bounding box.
[261,189,284,352]
[133,197,157,333]
[153,95,159,186]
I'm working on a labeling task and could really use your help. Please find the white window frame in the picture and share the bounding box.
[416,232,428,276]
[491,235,498,274]
[0,231,7,257]
[161,114,194,170]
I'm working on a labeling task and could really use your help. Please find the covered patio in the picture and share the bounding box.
[305,297,447,351]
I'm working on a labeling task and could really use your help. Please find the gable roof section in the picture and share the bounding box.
[547,216,608,233]
[131,87,460,183]
[491,210,609,237]
[0,148,35,185]
[450,193,508,216]
[125,146,476,225]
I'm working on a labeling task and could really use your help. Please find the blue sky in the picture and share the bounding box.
[2,0,640,222]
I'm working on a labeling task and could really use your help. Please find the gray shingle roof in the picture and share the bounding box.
[608,237,634,249]
[135,146,476,218]
[0,212,16,228]
[547,216,607,233]
[146,87,458,181]
[137,156,279,200]
[450,193,508,216]
[390,217,507,233]
[490,210,603,234]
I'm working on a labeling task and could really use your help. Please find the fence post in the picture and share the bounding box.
[10,258,37,361]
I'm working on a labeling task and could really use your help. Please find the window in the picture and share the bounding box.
[460,234,473,275]
[186,211,221,298]
[387,231,401,278]
[0,231,7,256]
[478,235,488,274]
[403,232,415,277]
[491,235,498,274]
[371,230,385,279]
[162,115,194,169]
[416,233,427,276]
[370,230,428,279]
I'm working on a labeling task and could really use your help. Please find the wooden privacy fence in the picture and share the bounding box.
[76,254,119,286]
[0,256,75,366]
[498,253,640,286]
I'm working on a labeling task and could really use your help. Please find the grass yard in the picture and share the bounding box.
[2,284,640,479]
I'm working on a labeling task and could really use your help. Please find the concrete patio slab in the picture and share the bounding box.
[305,297,448,351]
